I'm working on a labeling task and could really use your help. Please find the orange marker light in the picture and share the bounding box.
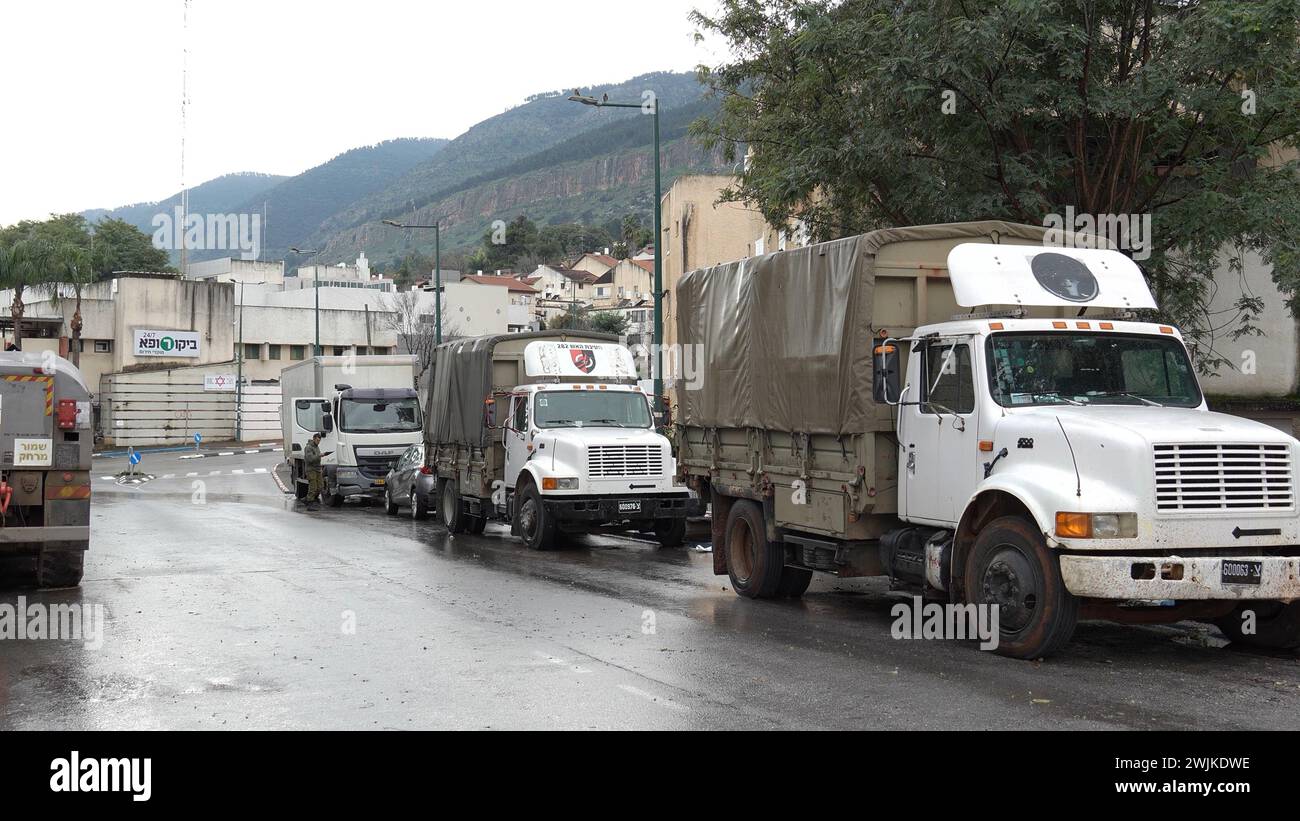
[1076,321,1090,329]
[1055,512,1092,538]
[1052,321,1067,329]
[1159,326,1174,334]
[1100,322,1114,330]
[978,440,995,452]
[988,322,1004,331]
[541,477,557,490]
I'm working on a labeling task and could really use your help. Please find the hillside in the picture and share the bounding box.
[82,172,286,236]
[310,71,712,254]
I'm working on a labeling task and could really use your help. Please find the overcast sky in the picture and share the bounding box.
[0,0,723,227]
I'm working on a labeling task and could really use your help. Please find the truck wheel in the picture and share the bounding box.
[439,479,466,533]
[964,516,1079,659]
[776,567,814,598]
[385,487,400,516]
[653,517,687,548]
[411,488,431,521]
[37,549,84,588]
[1215,601,1300,650]
[517,482,557,550]
[724,500,783,599]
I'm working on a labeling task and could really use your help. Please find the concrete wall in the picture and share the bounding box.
[185,257,286,285]
[1201,249,1300,397]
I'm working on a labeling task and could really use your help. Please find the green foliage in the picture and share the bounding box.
[589,311,630,335]
[465,215,616,273]
[692,0,1300,369]
[0,214,170,279]
[546,307,629,335]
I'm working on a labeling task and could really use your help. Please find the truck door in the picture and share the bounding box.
[902,339,977,525]
[502,393,531,490]
[291,398,331,459]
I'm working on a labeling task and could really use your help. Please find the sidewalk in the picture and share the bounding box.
[94,441,283,460]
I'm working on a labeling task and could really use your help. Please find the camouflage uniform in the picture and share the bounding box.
[304,439,323,503]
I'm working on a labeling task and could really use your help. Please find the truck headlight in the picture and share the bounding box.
[1055,512,1137,539]
[541,477,579,490]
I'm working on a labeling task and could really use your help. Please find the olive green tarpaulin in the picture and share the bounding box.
[674,221,1053,435]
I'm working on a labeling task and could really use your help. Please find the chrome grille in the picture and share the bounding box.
[587,444,664,478]
[1154,443,1294,513]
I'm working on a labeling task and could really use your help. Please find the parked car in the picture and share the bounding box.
[383,444,436,519]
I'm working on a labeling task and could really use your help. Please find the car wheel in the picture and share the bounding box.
[411,488,430,521]
[385,487,400,516]
[963,515,1079,659]
[517,481,557,550]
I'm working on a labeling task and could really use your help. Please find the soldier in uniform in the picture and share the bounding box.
[303,432,324,508]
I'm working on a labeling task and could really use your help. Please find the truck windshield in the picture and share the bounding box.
[339,397,422,433]
[987,332,1202,408]
[534,390,652,429]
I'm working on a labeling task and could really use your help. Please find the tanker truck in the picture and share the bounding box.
[0,352,94,587]
[675,221,1300,658]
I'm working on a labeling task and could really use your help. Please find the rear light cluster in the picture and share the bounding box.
[419,465,433,475]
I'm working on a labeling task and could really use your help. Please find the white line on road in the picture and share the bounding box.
[232,469,245,475]
[254,468,267,474]
[218,452,234,457]
[186,472,198,477]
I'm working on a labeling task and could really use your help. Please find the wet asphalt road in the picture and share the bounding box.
[1,448,1298,730]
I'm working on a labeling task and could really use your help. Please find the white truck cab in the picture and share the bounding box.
[880,243,1300,654]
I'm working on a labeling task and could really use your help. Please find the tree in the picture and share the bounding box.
[88,218,171,276]
[381,290,460,386]
[38,244,102,366]
[589,311,629,335]
[0,240,55,350]
[545,307,628,335]
[692,0,1300,370]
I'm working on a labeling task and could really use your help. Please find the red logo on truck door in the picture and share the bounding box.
[570,349,596,374]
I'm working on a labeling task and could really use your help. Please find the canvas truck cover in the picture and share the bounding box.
[675,221,1054,435]
[425,330,620,448]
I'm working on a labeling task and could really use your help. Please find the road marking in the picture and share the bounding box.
[616,684,688,712]
[232,469,245,475]
[208,470,220,476]
[186,472,198,477]
[161,474,174,479]
[100,476,114,480]
[218,451,234,457]
[254,468,267,474]
[244,449,258,454]
[532,651,592,674]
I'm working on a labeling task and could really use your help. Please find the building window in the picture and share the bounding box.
[243,343,260,360]
[357,346,369,356]
[268,344,282,360]
[93,340,111,354]
[290,345,306,361]
[333,346,347,356]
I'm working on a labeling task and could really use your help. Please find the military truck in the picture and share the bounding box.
[0,352,94,587]
[281,355,422,505]
[676,221,1300,658]
[424,330,696,549]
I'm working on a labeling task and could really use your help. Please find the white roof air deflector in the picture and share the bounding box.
[946,244,1157,310]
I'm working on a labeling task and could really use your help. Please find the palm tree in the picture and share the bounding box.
[40,244,99,367]
[0,240,50,351]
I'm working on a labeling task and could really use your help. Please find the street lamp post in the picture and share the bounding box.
[380,219,443,344]
[235,278,267,441]
[568,90,663,422]
[290,247,321,355]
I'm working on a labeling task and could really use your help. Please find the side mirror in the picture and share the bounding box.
[484,397,499,429]
[660,395,673,427]
[321,413,334,433]
[873,340,901,405]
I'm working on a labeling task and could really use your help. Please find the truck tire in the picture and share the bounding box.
[963,515,1079,659]
[385,487,400,515]
[1214,601,1300,650]
[37,549,84,588]
[439,479,466,533]
[517,482,557,551]
[724,500,784,599]
[776,567,814,598]
[654,517,687,548]
[411,488,431,521]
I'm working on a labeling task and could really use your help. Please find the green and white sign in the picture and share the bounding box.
[134,329,201,358]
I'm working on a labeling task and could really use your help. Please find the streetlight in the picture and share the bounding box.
[568,89,663,421]
[289,247,322,355]
[380,218,443,344]
[234,278,266,441]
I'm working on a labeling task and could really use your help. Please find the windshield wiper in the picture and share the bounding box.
[1090,391,1165,407]
[587,419,628,427]
[544,419,579,427]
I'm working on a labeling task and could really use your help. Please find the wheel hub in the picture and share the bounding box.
[981,551,1038,632]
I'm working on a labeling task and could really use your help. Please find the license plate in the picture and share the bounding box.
[1221,559,1263,585]
[618,500,641,513]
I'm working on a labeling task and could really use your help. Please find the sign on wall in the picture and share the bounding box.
[134,330,201,358]
[204,374,237,391]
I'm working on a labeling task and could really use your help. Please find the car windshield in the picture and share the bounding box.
[534,390,652,429]
[340,397,421,433]
[987,332,1202,408]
